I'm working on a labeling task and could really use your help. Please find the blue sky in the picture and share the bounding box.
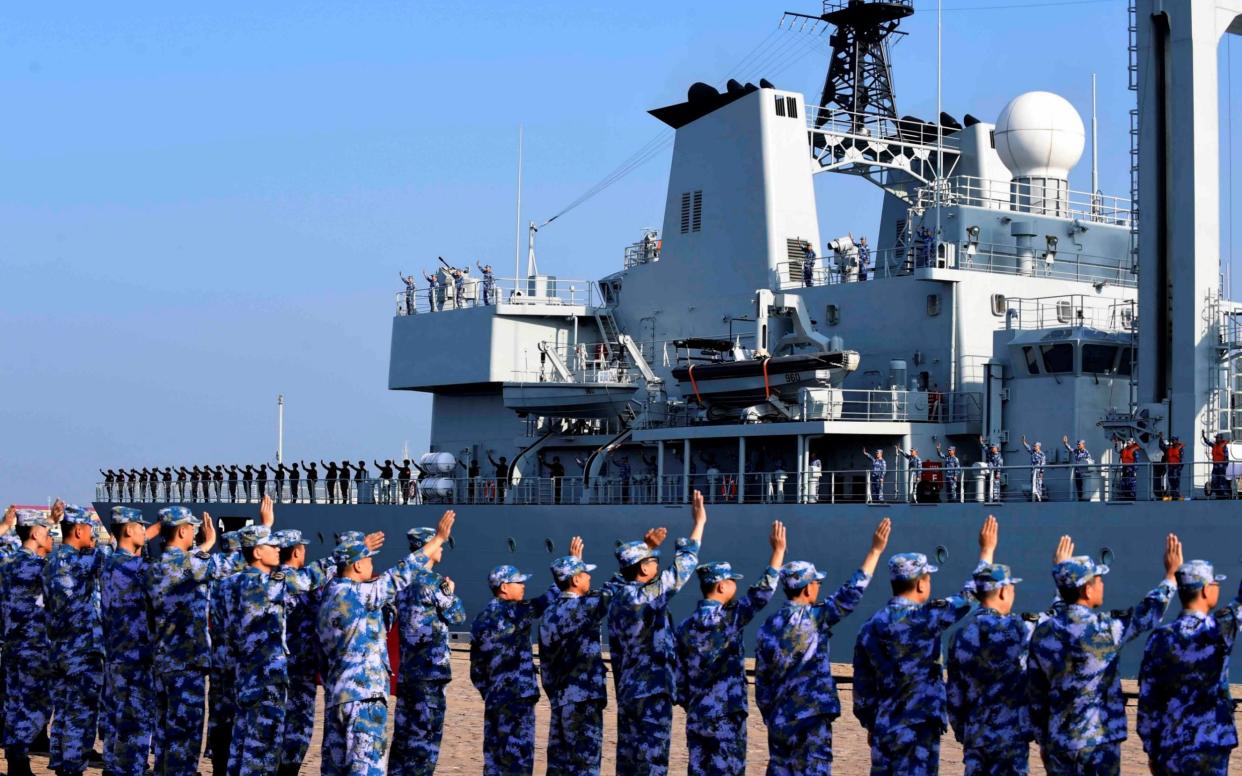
[2,0,1237,504]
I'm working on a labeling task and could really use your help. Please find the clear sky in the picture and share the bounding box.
[3,0,1239,504]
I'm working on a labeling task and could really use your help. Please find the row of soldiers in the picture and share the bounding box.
[98,459,430,504]
[2,492,1233,776]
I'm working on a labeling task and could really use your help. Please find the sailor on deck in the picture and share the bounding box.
[934,442,961,502]
[802,242,816,287]
[1157,432,1185,500]
[862,448,887,502]
[1021,436,1047,501]
[1062,436,1093,501]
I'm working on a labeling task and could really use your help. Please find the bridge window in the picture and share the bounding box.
[1082,344,1118,374]
[1040,343,1074,374]
[1022,346,1040,375]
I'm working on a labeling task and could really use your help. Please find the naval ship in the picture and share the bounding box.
[94,0,1242,676]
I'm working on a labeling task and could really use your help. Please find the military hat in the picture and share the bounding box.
[972,562,1023,593]
[550,556,596,583]
[239,524,279,549]
[697,561,744,586]
[1175,559,1226,591]
[780,561,827,590]
[110,506,148,525]
[159,506,201,528]
[1052,555,1109,588]
[16,509,50,528]
[273,529,306,550]
[615,540,659,568]
[61,504,94,525]
[488,564,532,588]
[889,552,939,582]
[221,531,243,553]
[335,530,365,544]
[407,527,437,551]
[334,538,378,566]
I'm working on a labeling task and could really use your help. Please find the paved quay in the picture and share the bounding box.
[19,648,1242,774]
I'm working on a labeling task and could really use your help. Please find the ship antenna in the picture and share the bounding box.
[514,124,524,286]
[1091,73,1099,210]
[935,0,943,240]
[276,394,285,465]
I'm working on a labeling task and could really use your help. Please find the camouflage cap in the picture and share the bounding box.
[780,561,827,590]
[889,552,939,582]
[16,509,50,528]
[407,527,437,551]
[697,561,744,586]
[334,538,378,566]
[159,506,201,528]
[488,564,532,588]
[110,506,147,525]
[616,540,660,568]
[1052,556,1109,589]
[238,524,279,549]
[550,556,596,583]
[273,529,306,550]
[972,562,1023,593]
[335,530,365,544]
[61,504,94,525]
[221,531,243,553]
[1175,559,1227,592]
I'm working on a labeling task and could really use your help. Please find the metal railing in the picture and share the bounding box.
[96,461,1240,507]
[915,176,1132,226]
[1002,295,1136,333]
[634,389,982,428]
[510,341,658,386]
[395,275,597,316]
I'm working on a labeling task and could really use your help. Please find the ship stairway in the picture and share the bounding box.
[593,282,622,361]
[506,425,559,504]
[579,426,633,505]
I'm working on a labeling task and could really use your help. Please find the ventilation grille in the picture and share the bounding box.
[681,191,702,234]
[774,95,799,119]
[775,95,786,117]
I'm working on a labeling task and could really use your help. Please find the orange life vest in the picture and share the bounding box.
[1212,440,1229,462]
[1120,446,1138,464]
[1166,443,1184,464]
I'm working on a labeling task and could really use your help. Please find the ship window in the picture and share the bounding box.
[1040,343,1074,374]
[1082,344,1118,374]
[1022,346,1040,375]
[826,304,840,326]
[785,96,798,119]
[775,95,786,117]
[691,191,702,232]
[991,294,1006,316]
[1117,346,1133,376]
[926,294,941,316]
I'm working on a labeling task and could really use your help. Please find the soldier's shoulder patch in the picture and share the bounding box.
[271,571,286,582]
[1109,608,1133,619]
[1021,612,1041,622]
[195,551,211,560]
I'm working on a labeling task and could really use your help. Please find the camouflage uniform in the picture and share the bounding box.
[854,552,975,776]
[947,563,1050,776]
[276,528,324,774]
[390,527,467,776]
[317,538,431,776]
[538,556,612,775]
[756,562,871,776]
[468,565,557,776]
[42,506,112,776]
[678,562,778,776]
[607,537,700,775]
[101,508,157,776]
[1028,556,1175,775]
[223,525,335,776]
[207,531,243,776]
[1138,561,1240,774]
[1,512,55,772]
[146,506,243,775]
[0,532,20,745]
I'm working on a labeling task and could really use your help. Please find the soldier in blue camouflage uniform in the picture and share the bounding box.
[1062,436,1093,501]
[1138,559,1241,775]
[0,507,22,753]
[275,528,326,776]
[43,504,113,776]
[679,521,787,776]
[1028,536,1181,775]
[607,489,707,775]
[755,519,889,776]
[980,437,1004,500]
[146,504,249,775]
[854,515,998,775]
[469,557,561,775]
[101,506,163,776]
[934,442,961,502]
[390,526,466,776]
[207,529,244,776]
[538,547,613,774]
[316,511,451,775]
[862,448,887,502]
[224,518,354,776]
[1021,436,1047,501]
[2,506,59,776]
[947,536,1074,776]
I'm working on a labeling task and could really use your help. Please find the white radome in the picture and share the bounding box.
[993,91,1085,179]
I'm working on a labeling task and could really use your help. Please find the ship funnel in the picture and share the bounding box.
[994,91,1084,217]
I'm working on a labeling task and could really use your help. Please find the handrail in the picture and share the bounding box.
[395,275,597,316]
[915,175,1131,226]
[634,388,983,428]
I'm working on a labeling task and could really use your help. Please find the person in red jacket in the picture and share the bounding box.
[1202,432,1232,498]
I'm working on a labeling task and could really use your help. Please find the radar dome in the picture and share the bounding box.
[993,91,1085,179]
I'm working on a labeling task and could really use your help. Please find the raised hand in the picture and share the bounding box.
[1053,535,1075,564]
[979,515,998,563]
[691,490,706,525]
[260,494,275,527]
[200,512,216,548]
[1,505,15,535]
[871,517,892,554]
[1062,435,1069,445]
[50,499,65,524]
[1163,533,1183,579]
[769,521,787,552]
[569,536,584,559]
[363,532,385,552]
[644,527,668,549]
[435,510,456,542]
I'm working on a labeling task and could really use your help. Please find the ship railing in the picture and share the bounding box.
[394,275,598,316]
[1001,295,1136,333]
[776,241,1133,290]
[914,175,1132,226]
[635,389,983,428]
[509,341,658,386]
[93,461,1241,506]
[805,105,962,156]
